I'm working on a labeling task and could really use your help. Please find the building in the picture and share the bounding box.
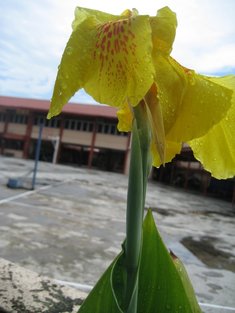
[0,95,234,203]
[0,96,131,173]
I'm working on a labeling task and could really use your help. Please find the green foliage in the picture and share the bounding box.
[78,210,202,313]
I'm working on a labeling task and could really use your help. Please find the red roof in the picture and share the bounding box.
[0,96,118,119]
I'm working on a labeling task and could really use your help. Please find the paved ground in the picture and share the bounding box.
[0,156,235,313]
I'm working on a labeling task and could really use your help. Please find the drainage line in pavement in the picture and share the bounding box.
[0,184,52,205]
[199,302,235,311]
[0,178,75,205]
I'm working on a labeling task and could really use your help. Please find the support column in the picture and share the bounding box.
[123,132,131,175]
[88,120,97,168]
[23,112,33,159]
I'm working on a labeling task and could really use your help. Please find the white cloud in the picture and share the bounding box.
[0,0,234,103]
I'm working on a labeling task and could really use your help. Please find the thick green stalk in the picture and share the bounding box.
[125,104,151,313]
[133,105,152,206]
[125,120,143,313]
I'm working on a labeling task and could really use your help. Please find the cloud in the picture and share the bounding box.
[0,0,234,103]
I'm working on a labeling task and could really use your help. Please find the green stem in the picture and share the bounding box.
[125,120,143,313]
[133,105,152,209]
[125,104,151,313]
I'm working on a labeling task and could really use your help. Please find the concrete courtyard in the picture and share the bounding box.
[0,156,234,313]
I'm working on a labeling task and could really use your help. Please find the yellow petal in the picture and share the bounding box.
[49,8,155,118]
[189,75,235,179]
[117,104,133,132]
[151,140,181,168]
[150,6,177,55]
[153,55,188,136]
[72,7,118,31]
[84,14,155,107]
[144,84,166,164]
[153,56,233,142]
[48,8,121,118]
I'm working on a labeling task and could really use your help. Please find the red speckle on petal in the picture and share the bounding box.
[128,30,135,39]
[120,40,126,47]
[101,36,107,44]
[113,24,117,36]
[123,35,129,42]
[103,24,111,33]
[123,47,129,54]
[108,31,112,38]
[114,39,120,52]
[116,22,121,35]
[107,40,111,52]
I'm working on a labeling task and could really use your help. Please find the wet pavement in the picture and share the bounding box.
[0,156,235,312]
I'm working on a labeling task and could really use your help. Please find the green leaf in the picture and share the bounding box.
[78,254,122,313]
[138,210,202,313]
[78,210,202,313]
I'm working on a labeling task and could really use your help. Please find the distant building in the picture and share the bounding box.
[0,96,131,173]
[0,95,234,202]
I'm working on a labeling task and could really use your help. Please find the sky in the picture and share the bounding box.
[0,0,235,104]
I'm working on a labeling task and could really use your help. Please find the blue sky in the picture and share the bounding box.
[0,0,235,104]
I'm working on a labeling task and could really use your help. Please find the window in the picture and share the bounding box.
[64,118,93,132]
[5,139,24,150]
[0,112,6,122]
[9,113,28,124]
[97,121,127,136]
[34,115,60,128]
[34,116,44,125]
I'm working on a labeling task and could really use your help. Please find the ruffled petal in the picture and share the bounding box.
[168,62,233,142]
[144,84,166,164]
[72,7,119,31]
[153,56,233,143]
[84,14,155,107]
[150,6,177,55]
[189,75,235,179]
[117,104,133,132]
[47,14,100,118]
[48,8,155,118]
[153,55,188,136]
[48,8,119,118]
[151,140,182,168]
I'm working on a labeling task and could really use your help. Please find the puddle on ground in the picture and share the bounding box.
[181,236,235,273]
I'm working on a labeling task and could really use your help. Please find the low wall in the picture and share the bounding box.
[0,258,87,313]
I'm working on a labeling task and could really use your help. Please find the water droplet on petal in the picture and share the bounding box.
[188,73,196,86]
[66,46,73,55]
[61,82,67,90]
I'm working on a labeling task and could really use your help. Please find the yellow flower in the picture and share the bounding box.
[48,6,235,179]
